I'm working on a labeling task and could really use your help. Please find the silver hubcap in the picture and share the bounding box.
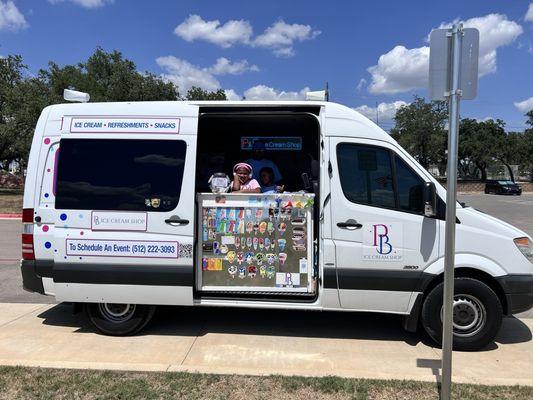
[441,294,486,338]
[98,303,136,323]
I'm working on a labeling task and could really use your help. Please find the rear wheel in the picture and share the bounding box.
[421,278,502,351]
[85,303,156,336]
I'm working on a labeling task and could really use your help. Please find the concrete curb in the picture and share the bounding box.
[0,214,21,220]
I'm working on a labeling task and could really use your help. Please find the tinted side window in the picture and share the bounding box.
[337,144,395,208]
[395,157,424,213]
[56,139,186,211]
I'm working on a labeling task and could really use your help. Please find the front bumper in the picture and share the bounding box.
[496,274,533,315]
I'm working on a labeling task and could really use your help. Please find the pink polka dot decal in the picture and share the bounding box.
[42,225,49,232]
[44,138,51,145]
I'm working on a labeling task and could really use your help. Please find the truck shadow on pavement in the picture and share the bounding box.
[37,303,532,353]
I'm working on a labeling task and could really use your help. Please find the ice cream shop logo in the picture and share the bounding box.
[91,211,147,231]
[363,223,403,261]
[373,224,392,255]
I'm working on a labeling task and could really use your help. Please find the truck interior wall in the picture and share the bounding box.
[195,112,321,194]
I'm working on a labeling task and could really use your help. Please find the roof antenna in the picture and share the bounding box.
[63,88,90,103]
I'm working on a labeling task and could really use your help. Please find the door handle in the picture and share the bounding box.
[165,215,189,226]
[337,219,363,230]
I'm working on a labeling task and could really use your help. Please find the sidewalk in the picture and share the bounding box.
[0,303,532,385]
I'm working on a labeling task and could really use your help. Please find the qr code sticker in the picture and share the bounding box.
[178,243,193,259]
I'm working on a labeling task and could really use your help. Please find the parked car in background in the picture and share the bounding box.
[484,180,522,195]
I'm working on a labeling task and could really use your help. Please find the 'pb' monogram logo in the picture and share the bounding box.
[373,224,392,255]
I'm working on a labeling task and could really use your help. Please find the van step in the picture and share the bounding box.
[197,290,317,302]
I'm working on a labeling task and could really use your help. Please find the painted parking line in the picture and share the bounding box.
[497,199,533,206]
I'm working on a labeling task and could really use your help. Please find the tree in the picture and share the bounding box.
[0,55,45,169]
[519,111,533,181]
[391,96,448,172]
[185,86,227,100]
[40,47,179,102]
[494,131,521,182]
[526,110,533,127]
[458,118,506,181]
[3,77,55,170]
[0,48,183,170]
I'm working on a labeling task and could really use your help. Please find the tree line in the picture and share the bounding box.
[391,96,533,182]
[0,48,226,171]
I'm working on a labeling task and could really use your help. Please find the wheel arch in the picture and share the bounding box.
[420,267,509,315]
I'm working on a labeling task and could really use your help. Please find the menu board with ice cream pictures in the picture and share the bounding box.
[196,193,315,293]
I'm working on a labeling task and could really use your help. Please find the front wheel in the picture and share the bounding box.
[85,303,156,336]
[421,278,503,351]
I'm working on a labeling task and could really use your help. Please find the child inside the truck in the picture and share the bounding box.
[259,167,284,193]
[230,162,261,193]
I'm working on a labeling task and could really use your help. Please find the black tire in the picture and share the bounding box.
[484,188,489,194]
[85,303,156,336]
[421,278,503,351]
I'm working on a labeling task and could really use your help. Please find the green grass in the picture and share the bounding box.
[0,188,23,214]
[0,366,531,400]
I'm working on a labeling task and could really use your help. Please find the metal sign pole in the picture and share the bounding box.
[441,23,463,400]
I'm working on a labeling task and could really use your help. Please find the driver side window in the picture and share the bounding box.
[337,143,425,214]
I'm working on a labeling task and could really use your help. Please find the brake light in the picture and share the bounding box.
[22,208,34,223]
[22,208,35,261]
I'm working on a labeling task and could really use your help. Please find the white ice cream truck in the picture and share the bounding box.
[20,100,533,350]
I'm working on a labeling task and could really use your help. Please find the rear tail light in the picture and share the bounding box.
[22,208,35,261]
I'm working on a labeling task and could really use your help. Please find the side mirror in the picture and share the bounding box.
[423,182,437,218]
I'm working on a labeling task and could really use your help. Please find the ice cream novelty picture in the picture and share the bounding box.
[197,193,316,293]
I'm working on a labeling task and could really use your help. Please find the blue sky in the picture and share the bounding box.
[1,0,532,131]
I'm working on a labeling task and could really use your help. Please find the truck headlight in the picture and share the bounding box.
[514,237,533,264]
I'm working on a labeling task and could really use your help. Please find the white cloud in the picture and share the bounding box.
[0,1,27,31]
[224,89,241,101]
[368,46,430,94]
[514,97,533,113]
[356,78,367,92]
[156,56,221,93]
[48,0,113,8]
[156,56,259,94]
[207,57,258,75]
[367,13,523,94]
[174,14,252,48]
[243,85,310,100]
[526,3,533,22]
[253,20,320,57]
[475,116,495,122]
[174,15,320,57]
[354,101,408,123]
